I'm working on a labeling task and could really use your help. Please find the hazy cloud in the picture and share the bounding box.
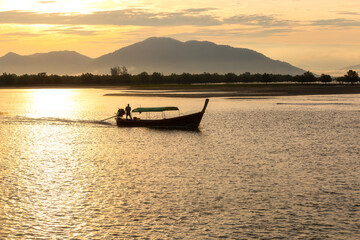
[167,27,297,40]
[0,9,221,26]
[183,8,217,13]
[0,11,68,24]
[37,1,56,3]
[0,10,295,28]
[311,18,360,27]
[0,31,43,37]
[247,28,297,37]
[44,27,97,36]
[337,11,360,16]
[224,14,294,27]
[2,9,359,31]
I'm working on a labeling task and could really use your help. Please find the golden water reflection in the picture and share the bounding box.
[2,90,360,238]
[1,89,107,237]
[6,124,99,238]
[27,89,77,118]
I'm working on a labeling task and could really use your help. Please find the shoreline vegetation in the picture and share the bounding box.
[1,70,360,97]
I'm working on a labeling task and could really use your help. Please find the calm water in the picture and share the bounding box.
[1,89,359,239]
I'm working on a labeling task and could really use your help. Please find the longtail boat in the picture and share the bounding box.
[116,99,209,129]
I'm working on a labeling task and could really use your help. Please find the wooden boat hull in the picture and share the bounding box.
[116,111,204,129]
[116,99,209,129]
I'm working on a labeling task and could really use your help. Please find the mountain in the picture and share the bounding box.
[0,51,92,75]
[94,37,304,75]
[0,37,305,75]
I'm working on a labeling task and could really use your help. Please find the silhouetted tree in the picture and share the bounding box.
[319,74,332,84]
[0,73,16,85]
[110,66,128,76]
[344,70,359,85]
[110,66,120,76]
[120,66,128,75]
[137,72,150,83]
[2,71,354,86]
[179,73,193,84]
[335,76,345,84]
[304,71,316,82]
[81,73,95,84]
[119,73,132,84]
[38,72,46,77]
[240,72,252,82]
[34,72,47,84]
[224,73,238,83]
[151,72,164,83]
[262,73,272,83]
[296,71,316,83]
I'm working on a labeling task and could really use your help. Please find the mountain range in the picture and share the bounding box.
[0,37,306,75]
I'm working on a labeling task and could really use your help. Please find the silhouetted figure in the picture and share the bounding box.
[125,104,132,120]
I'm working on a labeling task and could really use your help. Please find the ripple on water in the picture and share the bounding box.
[1,91,360,239]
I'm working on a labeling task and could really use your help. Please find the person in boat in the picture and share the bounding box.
[125,104,132,120]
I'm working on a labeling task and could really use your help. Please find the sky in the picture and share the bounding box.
[0,0,360,74]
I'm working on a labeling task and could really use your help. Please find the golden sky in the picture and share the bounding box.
[1,0,360,73]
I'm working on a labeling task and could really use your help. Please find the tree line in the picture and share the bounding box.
[0,68,359,86]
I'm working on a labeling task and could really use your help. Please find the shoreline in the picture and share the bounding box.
[2,83,360,97]
[106,83,360,98]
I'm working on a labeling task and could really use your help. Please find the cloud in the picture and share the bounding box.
[311,18,360,27]
[247,28,297,36]
[0,31,43,37]
[337,11,360,16]
[0,10,296,28]
[224,14,294,27]
[167,27,297,40]
[225,14,360,29]
[37,1,56,3]
[0,9,221,26]
[183,8,217,13]
[2,9,359,32]
[44,27,97,36]
[0,11,68,24]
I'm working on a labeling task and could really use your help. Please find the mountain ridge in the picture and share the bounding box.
[0,37,305,75]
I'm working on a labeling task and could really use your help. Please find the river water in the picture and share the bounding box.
[0,89,359,239]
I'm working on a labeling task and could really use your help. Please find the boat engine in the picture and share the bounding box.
[117,108,125,117]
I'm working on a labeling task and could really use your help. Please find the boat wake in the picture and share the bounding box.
[1,116,114,126]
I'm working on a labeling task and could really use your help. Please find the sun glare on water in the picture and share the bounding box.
[28,89,76,118]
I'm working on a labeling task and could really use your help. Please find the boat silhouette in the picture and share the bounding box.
[116,99,209,129]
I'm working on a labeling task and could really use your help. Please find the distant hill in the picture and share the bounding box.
[0,51,92,75]
[94,37,305,75]
[0,37,305,75]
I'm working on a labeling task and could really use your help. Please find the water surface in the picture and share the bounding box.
[1,89,359,239]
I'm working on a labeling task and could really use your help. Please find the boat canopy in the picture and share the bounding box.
[132,107,179,113]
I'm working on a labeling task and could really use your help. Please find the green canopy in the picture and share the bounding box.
[132,107,179,113]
